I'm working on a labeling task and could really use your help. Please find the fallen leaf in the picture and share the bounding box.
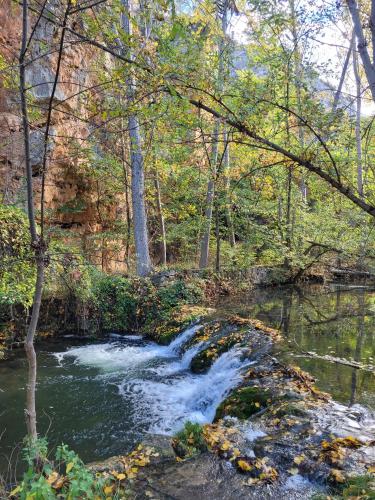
[237,459,252,472]
[294,455,305,465]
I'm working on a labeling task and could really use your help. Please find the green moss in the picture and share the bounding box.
[147,305,209,344]
[215,386,272,420]
[190,329,245,373]
[273,402,308,418]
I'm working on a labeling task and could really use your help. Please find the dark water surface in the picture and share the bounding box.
[217,283,375,409]
[1,284,374,477]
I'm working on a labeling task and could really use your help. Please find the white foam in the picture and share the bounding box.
[54,342,168,372]
[54,323,249,436]
[120,348,248,435]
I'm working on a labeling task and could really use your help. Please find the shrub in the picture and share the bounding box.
[172,421,207,458]
[0,205,35,308]
[10,438,109,499]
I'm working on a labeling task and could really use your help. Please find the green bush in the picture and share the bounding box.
[11,438,109,499]
[173,421,207,458]
[0,205,35,308]
[91,274,204,334]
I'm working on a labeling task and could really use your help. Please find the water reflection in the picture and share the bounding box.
[217,284,375,409]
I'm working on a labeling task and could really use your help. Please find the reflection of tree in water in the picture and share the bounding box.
[350,290,366,406]
[222,285,375,408]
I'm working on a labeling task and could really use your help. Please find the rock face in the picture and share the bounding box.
[0,1,126,271]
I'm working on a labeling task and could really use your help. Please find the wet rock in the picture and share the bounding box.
[130,452,317,499]
[215,386,273,420]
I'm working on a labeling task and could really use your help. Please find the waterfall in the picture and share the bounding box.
[55,322,249,436]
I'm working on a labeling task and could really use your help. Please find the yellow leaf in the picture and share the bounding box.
[46,472,59,485]
[368,465,375,473]
[254,402,260,408]
[293,455,305,465]
[220,441,230,451]
[104,486,113,495]
[288,468,299,475]
[330,469,345,483]
[237,459,252,472]
[134,458,148,466]
[116,473,126,481]
[66,462,74,473]
[10,485,21,497]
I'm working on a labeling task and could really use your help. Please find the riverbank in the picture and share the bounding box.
[83,312,375,498]
[2,264,375,360]
[3,301,375,499]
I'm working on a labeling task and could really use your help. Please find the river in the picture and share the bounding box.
[0,283,374,477]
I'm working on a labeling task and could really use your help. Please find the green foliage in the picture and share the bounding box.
[92,273,138,331]
[13,439,109,499]
[173,421,207,458]
[0,205,35,307]
[341,474,375,499]
[91,273,204,334]
[45,242,95,303]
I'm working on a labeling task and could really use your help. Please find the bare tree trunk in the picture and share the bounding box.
[353,40,363,197]
[154,168,167,266]
[199,2,228,268]
[346,0,375,103]
[223,127,235,247]
[332,32,355,113]
[19,0,42,441]
[289,0,307,202]
[121,0,152,276]
[215,199,220,272]
[199,121,219,269]
[120,120,132,270]
[20,0,69,439]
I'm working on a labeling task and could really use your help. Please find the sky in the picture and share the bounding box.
[228,2,375,117]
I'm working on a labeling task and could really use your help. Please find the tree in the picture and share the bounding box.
[120,0,152,276]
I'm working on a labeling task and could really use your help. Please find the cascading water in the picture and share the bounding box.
[55,324,249,436]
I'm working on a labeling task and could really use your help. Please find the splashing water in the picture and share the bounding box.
[55,324,249,436]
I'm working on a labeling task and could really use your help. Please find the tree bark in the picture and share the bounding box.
[199,2,228,268]
[352,39,363,197]
[19,0,42,441]
[332,32,355,113]
[346,0,375,103]
[222,127,235,247]
[121,0,152,276]
[289,0,307,201]
[154,168,167,266]
[199,121,219,268]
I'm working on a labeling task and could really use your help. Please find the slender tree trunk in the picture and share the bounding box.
[347,0,375,104]
[199,3,228,268]
[120,120,131,270]
[199,121,219,269]
[19,0,43,441]
[289,0,307,202]
[223,127,235,247]
[353,40,363,197]
[154,168,167,266]
[215,199,221,272]
[332,32,355,113]
[121,0,152,276]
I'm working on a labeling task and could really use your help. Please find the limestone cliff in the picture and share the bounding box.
[0,1,127,271]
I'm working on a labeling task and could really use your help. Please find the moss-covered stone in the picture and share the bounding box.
[215,386,272,420]
[190,329,246,373]
[147,305,213,345]
[273,401,308,418]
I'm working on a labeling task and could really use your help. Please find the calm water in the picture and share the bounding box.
[0,284,374,477]
[217,284,375,409]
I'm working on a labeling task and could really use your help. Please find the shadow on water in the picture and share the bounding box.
[216,283,375,410]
